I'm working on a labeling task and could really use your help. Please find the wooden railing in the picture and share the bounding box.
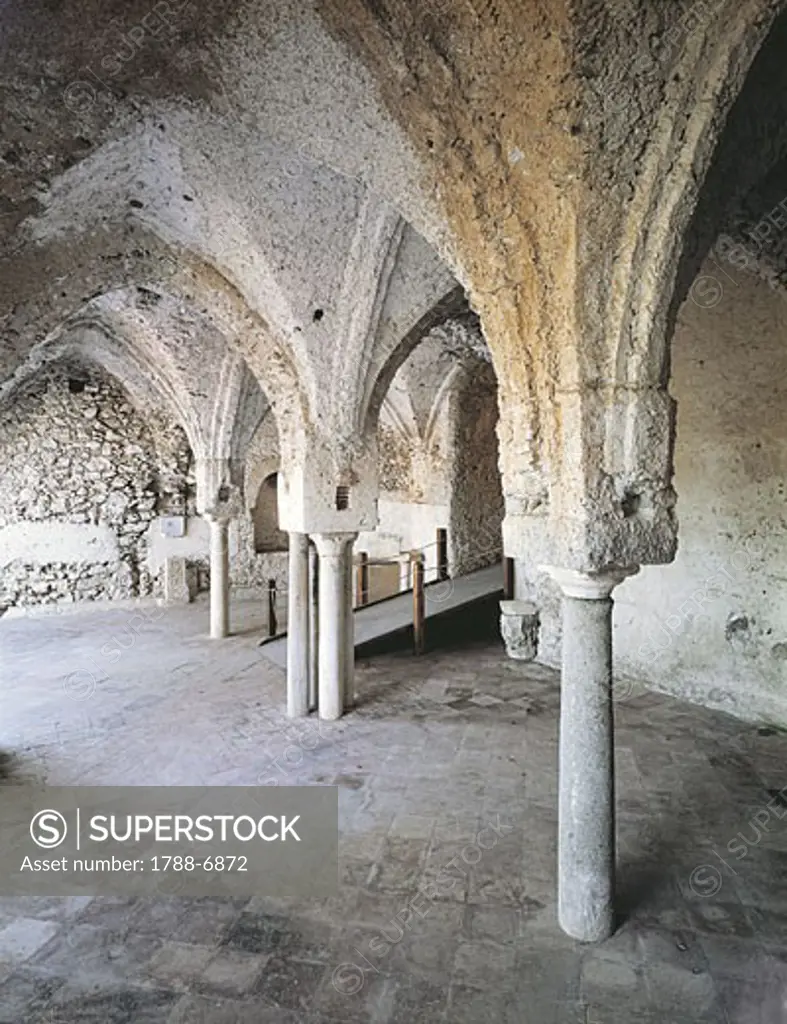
[262,528,509,655]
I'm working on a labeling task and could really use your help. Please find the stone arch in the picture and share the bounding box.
[19,317,205,454]
[364,291,502,579]
[539,2,787,574]
[670,8,787,319]
[361,285,469,440]
[0,230,312,466]
[609,0,787,393]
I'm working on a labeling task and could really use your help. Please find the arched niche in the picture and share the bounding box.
[252,472,288,553]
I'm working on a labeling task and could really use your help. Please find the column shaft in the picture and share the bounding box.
[559,593,615,941]
[286,532,310,717]
[308,543,319,712]
[313,533,356,721]
[541,564,637,943]
[208,518,230,639]
[344,538,355,711]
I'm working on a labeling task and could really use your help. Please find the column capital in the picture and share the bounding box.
[203,512,231,527]
[313,532,358,559]
[540,565,639,600]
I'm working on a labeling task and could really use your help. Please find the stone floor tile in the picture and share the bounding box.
[252,957,329,1012]
[144,941,216,990]
[37,984,180,1024]
[384,903,465,979]
[0,918,60,967]
[462,904,523,943]
[167,994,299,1023]
[196,947,269,997]
[127,899,191,937]
[169,900,243,948]
[0,897,91,924]
[643,961,722,1020]
[382,974,448,1022]
[367,837,430,894]
[29,923,163,988]
[451,938,518,990]
[517,948,583,1004]
[222,911,333,963]
[387,814,435,841]
[74,896,139,931]
[687,900,756,939]
[310,967,397,1024]
[0,969,66,1024]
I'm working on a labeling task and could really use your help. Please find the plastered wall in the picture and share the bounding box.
[614,263,787,723]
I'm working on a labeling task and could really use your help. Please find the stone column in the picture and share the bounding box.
[308,542,319,712]
[542,565,638,943]
[344,537,356,711]
[313,533,357,721]
[286,532,310,718]
[207,516,231,639]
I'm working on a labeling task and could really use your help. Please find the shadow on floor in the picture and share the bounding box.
[355,590,503,661]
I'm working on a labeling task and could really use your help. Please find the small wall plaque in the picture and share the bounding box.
[160,516,186,538]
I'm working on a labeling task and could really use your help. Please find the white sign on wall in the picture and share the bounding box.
[159,516,186,538]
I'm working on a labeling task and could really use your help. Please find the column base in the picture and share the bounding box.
[164,557,191,604]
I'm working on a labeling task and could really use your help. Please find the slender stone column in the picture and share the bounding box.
[308,542,319,713]
[286,532,310,718]
[207,516,231,639]
[542,565,638,942]
[343,537,356,711]
[313,533,357,721]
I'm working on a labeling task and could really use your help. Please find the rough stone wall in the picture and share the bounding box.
[448,364,504,576]
[377,426,414,495]
[230,514,288,598]
[0,363,191,608]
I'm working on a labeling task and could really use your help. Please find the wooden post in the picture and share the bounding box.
[413,552,426,655]
[504,557,515,601]
[356,551,370,606]
[437,528,449,582]
[268,578,278,637]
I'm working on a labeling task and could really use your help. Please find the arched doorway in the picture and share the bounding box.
[253,472,288,553]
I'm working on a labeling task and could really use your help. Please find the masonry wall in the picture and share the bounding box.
[526,263,787,725]
[0,363,191,608]
[448,364,504,576]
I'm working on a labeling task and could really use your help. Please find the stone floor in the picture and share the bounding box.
[1,599,787,1022]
